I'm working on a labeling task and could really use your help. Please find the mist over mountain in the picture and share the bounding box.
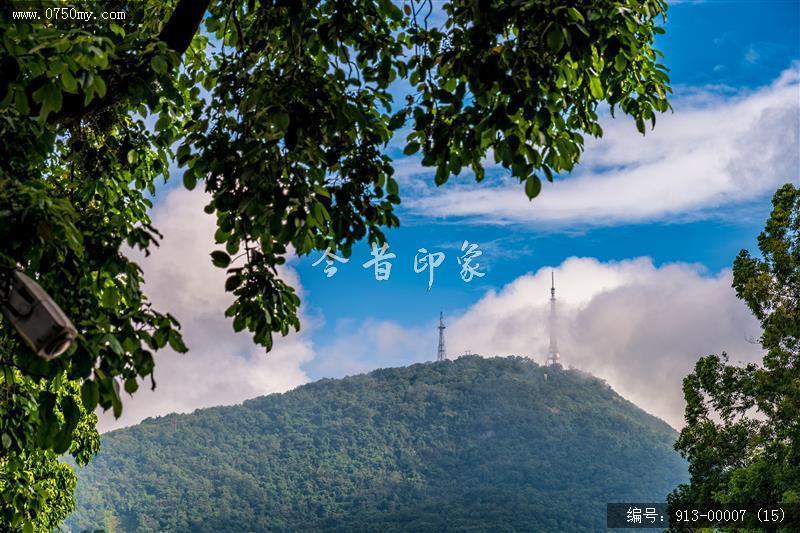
[67,356,687,532]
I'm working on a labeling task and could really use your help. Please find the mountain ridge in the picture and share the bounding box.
[67,355,687,532]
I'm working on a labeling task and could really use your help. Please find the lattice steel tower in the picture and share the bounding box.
[545,272,561,367]
[437,312,447,362]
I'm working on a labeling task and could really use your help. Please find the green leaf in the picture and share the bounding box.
[183,169,197,190]
[168,330,188,353]
[93,76,107,98]
[14,88,30,115]
[211,250,231,268]
[81,380,99,411]
[124,377,139,394]
[150,56,168,75]
[155,114,170,131]
[614,54,628,73]
[567,7,585,22]
[379,0,403,21]
[176,144,191,165]
[589,77,604,99]
[225,274,242,291]
[153,328,169,349]
[102,286,118,308]
[110,379,123,418]
[60,71,78,93]
[32,82,63,121]
[109,23,126,36]
[525,175,542,200]
[103,334,124,355]
[547,28,564,53]
[387,110,407,131]
[434,164,448,186]
[61,396,80,429]
[48,61,67,76]
[271,112,290,131]
[52,429,72,454]
[403,141,420,155]
[386,177,399,196]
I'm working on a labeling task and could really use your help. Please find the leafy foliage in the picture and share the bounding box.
[668,184,800,527]
[0,334,99,531]
[1,0,670,526]
[66,357,686,531]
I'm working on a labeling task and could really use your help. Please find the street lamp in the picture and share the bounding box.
[0,270,77,360]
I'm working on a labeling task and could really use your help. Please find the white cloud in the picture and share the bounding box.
[310,318,434,378]
[401,65,799,226]
[448,258,762,429]
[743,41,789,66]
[94,68,792,434]
[98,189,762,432]
[98,187,314,431]
[313,257,762,430]
[745,46,760,65]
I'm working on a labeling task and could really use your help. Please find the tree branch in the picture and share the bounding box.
[159,0,213,54]
[48,0,212,126]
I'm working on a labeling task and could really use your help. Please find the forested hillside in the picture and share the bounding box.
[66,356,686,531]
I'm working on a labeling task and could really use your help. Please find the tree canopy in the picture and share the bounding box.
[66,357,686,531]
[669,183,800,527]
[0,0,670,527]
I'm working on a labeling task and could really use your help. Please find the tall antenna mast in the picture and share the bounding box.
[437,312,447,362]
[546,272,561,367]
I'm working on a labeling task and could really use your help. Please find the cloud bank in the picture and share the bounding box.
[102,186,762,432]
[448,258,761,428]
[97,67,787,432]
[316,258,762,429]
[99,188,314,431]
[402,65,799,226]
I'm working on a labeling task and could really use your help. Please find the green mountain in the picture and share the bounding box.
[66,356,687,532]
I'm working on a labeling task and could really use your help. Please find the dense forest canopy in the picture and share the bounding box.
[67,356,687,531]
[0,0,671,526]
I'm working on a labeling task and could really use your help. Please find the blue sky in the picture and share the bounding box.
[105,1,800,431]
[296,0,800,376]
